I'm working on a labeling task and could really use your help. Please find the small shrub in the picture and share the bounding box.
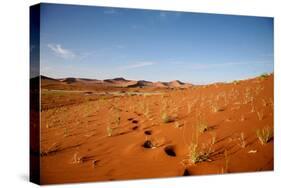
[211,104,224,113]
[256,127,273,145]
[188,142,212,164]
[174,121,181,128]
[232,80,240,85]
[162,113,173,123]
[107,126,114,137]
[260,73,269,79]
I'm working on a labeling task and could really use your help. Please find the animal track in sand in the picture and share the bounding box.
[142,140,154,149]
[132,126,138,130]
[164,145,176,157]
[144,130,152,135]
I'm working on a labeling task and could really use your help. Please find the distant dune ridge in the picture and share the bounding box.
[39,75,193,88]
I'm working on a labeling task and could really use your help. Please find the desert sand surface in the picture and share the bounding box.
[39,74,273,184]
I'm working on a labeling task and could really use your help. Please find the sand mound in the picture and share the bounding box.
[62,77,77,84]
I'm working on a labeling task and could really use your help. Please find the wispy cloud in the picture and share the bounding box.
[47,44,75,59]
[119,61,155,70]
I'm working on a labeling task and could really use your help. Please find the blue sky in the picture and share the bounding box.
[38,3,273,84]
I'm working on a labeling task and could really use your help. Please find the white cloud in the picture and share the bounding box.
[119,62,155,70]
[47,44,75,59]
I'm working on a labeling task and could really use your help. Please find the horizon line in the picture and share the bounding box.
[34,72,274,86]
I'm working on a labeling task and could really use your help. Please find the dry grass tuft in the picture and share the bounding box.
[256,111,264,121]
[256,126,273,145]
[196,115,208,133]
[221,149,229,173]
[162,112,173,123]
[238,132,246,148]
[188,142,213,164]
[107,126,114,137]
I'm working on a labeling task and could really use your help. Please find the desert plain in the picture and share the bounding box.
[38,73,273,184]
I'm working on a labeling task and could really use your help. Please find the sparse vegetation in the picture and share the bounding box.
[232,80,240,85]
[187,125,213,164]
[188,142,213,164]
[188,143,200,164]
[251,103,255,113]
[63,127,68,137]
[260,73,269,79]
[256,111,264,121]
[196,115,208,133]
[162,112,173,123]
[144,104,151,118]
[114,111,121,126]
[211,132,216,145]
[211,103,224,112]
[107,126,114,137]
[221,149,229,173]
[41,71,273,181]
[174,121,182,128]
[238,132,246,148]
[262,99,267,107]
[256,126,273,145]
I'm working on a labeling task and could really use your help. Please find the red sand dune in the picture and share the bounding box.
[39,74,273,184]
